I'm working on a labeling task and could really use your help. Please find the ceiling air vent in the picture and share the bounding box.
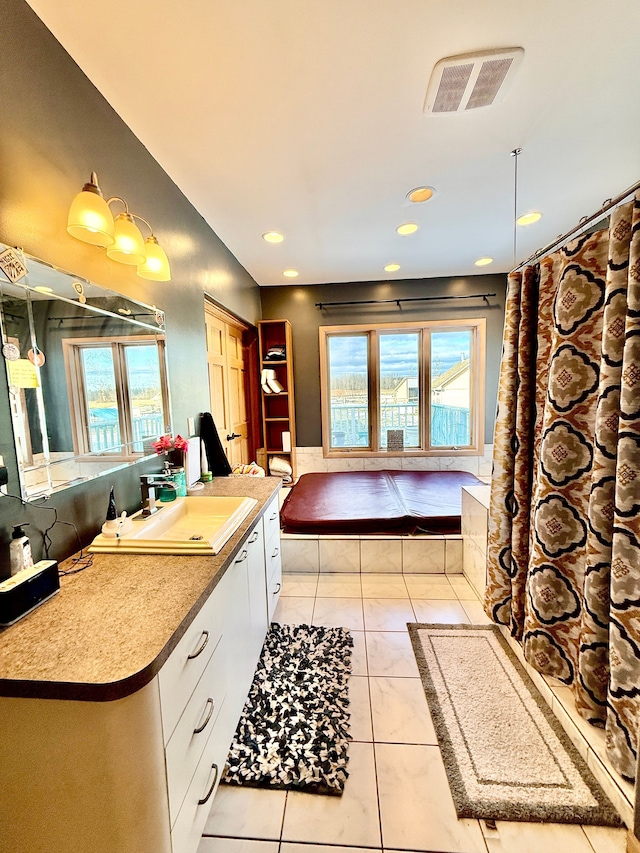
[424,48,524,114]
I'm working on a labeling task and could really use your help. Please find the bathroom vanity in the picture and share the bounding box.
[0,477,282,853]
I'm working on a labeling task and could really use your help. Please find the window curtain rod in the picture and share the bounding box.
[512,178,640,273]
[315,292,496,309]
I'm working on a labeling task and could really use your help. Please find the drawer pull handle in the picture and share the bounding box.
[235,549,248,563]
[248,531,259,544]
[194,697,215,734]
[271,547,279,558]
[187,630,209,660]
[273,582,281,594]
[198,763,219,805]
[269,512,278,521]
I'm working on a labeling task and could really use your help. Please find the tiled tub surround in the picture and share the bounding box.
[281,532,463,574]
[280,447,491,576]
[201,572,631,853]
[294,444,494,478]
[0,476,283,853]
[462,483,491,597]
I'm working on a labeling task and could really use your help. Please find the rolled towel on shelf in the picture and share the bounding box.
[268,455,293,483]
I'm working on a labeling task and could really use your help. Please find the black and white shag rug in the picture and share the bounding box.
[222,623,353,795]
[408,623,622,826]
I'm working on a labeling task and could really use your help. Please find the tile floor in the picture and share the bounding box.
[199,573,629,853]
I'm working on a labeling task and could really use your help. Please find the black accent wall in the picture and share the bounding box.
[0,0,260,569]
[260,274,507,448]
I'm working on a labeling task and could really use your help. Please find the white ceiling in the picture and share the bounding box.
[26,0,640,286]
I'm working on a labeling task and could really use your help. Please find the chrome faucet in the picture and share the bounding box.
[140,475,178,517]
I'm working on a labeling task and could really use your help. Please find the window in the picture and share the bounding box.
[63,335,169,457]
[320,319,485,455]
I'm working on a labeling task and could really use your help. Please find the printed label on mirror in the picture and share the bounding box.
[0,247,27,282]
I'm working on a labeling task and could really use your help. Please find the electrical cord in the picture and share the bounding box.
[2,492,93,575]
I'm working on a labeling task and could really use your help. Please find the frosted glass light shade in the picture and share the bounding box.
[107,213,146,264]
[67,188,115,247]
[137,236,171,281]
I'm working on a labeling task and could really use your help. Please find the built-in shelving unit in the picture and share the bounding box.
[258,319,296,481]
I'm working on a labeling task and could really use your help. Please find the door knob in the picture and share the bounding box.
[227,432,241,441]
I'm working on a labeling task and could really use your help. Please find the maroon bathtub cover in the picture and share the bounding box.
[280,470,483,535]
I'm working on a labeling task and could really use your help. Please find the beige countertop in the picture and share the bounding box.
[0,477,282,702]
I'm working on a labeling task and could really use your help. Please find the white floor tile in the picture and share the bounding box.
[361,575,409,598]
[316,574,362,598]
[198,839,279,853]
[447,576,477,599]
[313,597,365,631]
[282,741,381,848]
[203,783,286,840]
[581,824,629,853]
[404,576,455,599]
[363,598,416,631]
[411,599,470,624]
[272,595,315,625]
[282,845,381,853]
[460,599,493,625]
[281,573,319,597]
[369,676,437,744]
[375,743,486,852]
[487,821,599,853]
[349,675,373,742]
[351,630,367,675]
[366,631,420,678]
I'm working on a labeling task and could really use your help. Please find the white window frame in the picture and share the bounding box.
[62,334,169,459]
[319,318,485,457]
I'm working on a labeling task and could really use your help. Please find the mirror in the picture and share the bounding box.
[0,245,170,500]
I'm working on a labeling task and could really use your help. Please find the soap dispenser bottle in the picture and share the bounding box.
[10,524,33,576]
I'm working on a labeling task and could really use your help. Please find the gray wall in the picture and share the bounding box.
[0,0,260,568]
[260,274,507,448]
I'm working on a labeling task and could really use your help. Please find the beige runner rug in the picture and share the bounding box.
[408,623,621,826]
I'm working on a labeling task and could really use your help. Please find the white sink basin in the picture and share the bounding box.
[88,495,258,555]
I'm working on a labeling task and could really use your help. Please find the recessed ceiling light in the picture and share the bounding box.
[407,186,435,204]
[384,263,401,272]
[396,223,419,236]
[262,231,284,243]
[474,257,494,267]
[516,211,542,226]
[283,269,298,278]
[34,286,54,294]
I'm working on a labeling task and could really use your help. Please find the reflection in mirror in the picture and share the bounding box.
[0,245,170,500]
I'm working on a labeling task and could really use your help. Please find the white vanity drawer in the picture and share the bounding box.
[262,495,280,548]
[166,634,227,826]
[159,572,227,743]
[170,695,234,853]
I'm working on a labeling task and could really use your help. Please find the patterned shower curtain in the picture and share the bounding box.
[485,193,640,780]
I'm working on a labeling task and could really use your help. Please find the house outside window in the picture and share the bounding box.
[320,319,485,456]
[62,335,169,457]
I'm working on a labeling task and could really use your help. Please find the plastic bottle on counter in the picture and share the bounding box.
[9,524,33,575]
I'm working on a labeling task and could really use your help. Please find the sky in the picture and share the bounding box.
[328,330,471,379]
[82,344,161,399]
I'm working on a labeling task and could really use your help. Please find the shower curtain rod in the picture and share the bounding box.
[315,292,496,309]
[512,178,640,273]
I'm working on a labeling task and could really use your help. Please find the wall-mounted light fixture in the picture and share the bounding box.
[67,172,171,281]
